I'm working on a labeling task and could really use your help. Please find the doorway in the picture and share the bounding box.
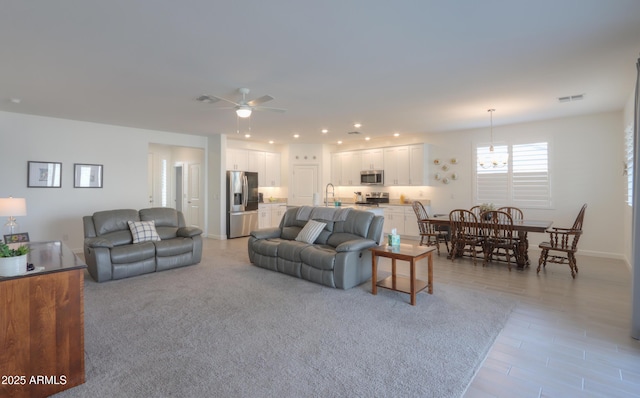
[290,164,319,206]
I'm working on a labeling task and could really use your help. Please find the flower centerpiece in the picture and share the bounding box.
[479,203,495,220]
[0,242,30,276]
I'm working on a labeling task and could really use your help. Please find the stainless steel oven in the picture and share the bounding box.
[360,170,384,185]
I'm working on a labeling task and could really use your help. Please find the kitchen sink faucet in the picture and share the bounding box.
[325,183,335,207]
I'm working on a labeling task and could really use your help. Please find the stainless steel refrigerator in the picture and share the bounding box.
[226,171,259,238]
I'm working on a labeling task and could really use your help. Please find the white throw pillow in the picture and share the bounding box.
[128,220,161,243]
[295,219,326,244]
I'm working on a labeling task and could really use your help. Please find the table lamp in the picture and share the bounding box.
[0,197,27,235]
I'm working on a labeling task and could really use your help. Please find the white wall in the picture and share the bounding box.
[426,111,625,258]
[326,111,625,258]
[0,109,627,259]
[0,111,208,251]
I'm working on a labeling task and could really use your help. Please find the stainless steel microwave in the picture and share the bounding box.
[360,170,384,185]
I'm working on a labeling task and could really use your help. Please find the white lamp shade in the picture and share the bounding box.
[0,197,27,216]
[236,106,252,118]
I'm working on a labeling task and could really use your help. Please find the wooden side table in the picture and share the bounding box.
[0,241,87,398]
[370,244,436,305]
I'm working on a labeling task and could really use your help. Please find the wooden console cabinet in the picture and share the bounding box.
[0,241,86,398]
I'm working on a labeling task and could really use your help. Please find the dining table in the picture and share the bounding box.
[429,215,553,268]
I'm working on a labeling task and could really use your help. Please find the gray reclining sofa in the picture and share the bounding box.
[83,207,203,282]
[248,206,384,289]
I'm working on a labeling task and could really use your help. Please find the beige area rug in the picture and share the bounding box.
[55,240,514,398]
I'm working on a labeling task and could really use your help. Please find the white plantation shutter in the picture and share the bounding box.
[475,141,551,209]
[512,142,550,207]
[625,124,634,206]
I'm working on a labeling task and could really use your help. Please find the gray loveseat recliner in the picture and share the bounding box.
[83,207,203,282]
[248,206,384,289]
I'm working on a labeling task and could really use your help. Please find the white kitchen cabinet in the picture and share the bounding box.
[383,144,430,186]
[382,205,419,238]
[332,151,361,186]
[361,148,384,170]
[248,151,265,179]
[408,144,429,186]
[258,204,272,229]
[382,206,406,235]
[271,204,287,227]
[227,149,249,171]
[383,146,410,186]
[264,152,281,187]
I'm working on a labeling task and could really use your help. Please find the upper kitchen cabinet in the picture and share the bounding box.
[332,151,361,186]
[384,144,430,186]
[227,148,249,171]
[230,148,281,187]
[248,150,281,187]
[383,146,410,185]
[264,152,281,187]
[361,148,384,170]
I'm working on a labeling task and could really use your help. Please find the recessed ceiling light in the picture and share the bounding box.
[354,123,362,128]
[365,137,370,141]
[244,134,251,138]
[337,141,342,144]
[393,133,400,137]
[293,134,300,138]
[321,129,328,134]
[269,140,274,144]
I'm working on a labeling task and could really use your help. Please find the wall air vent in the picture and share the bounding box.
[558,94,585,103]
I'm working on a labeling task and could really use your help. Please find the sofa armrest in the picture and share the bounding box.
[177,226,203,238]
[85,237,114,249]
[250,228,281,240]
[335,238,377,253]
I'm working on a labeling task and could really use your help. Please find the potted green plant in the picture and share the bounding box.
[0,242,30,276]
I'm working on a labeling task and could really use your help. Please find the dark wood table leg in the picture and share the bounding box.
[427,252,433,294]
[371,254,378,295]
[410,258,416,306]
[391,258,397,290]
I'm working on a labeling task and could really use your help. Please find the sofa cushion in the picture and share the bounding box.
[155,238,194,257]
[300,245,336,270]
[278,240,311,261]
[128,220,161,243]
[295,220,326,244]
[110,242,156,264]
[93,209,139,236]
[251,238,280,257]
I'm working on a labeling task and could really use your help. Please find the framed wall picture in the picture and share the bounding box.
[27,161,62,188]
[4,232,30,244]
[74,163,103,188]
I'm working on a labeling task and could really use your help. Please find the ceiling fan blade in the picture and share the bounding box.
[254,105,286,113]
[195,95,220,104]
[247,95,274,107]
[210,95,240,106]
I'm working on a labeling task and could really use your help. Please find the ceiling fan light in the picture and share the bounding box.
[236,107,252,118]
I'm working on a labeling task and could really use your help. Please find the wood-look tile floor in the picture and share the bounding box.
[404,248,640,398]
[217,238,640,397]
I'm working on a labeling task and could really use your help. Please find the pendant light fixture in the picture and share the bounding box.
[479,108,508,169]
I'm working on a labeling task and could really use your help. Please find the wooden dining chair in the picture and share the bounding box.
[497,206,523,221]
[412,201,449,255]
[537,204,587,278]
[480,210,518,270]
[449,209,482,265]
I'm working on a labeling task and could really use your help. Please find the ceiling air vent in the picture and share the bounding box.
[558,94,585,103]
[347,131,361,135]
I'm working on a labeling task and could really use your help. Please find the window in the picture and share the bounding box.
[475,141,551,208]
[625,123,634,206]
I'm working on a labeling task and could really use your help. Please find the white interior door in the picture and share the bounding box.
[187,162,203,228]
[291,164,318,206]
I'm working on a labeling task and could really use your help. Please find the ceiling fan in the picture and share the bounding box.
[196,88,286,118]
